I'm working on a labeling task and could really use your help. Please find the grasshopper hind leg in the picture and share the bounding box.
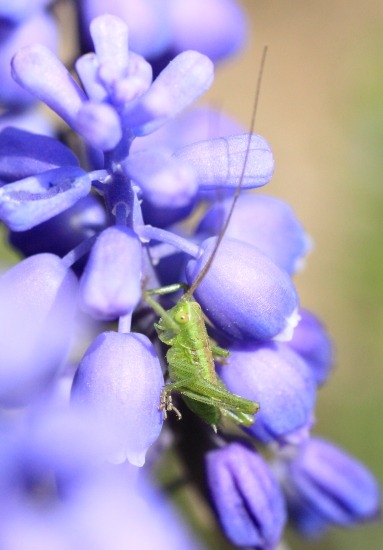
[159,388,182,420]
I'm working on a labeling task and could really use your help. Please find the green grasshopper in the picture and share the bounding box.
[144,48,268,431]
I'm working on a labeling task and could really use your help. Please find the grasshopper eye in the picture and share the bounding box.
[174,308,189,324]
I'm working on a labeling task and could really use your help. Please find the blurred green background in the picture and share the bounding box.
[0,1,381,548]
[205,1,383,548]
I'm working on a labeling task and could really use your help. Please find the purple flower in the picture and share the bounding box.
[287,309,333,384]
[198,193,310,274]
[218,342,316,444]
[79,226,142,320]
[282,437,381,529]
[71,331,164,466]
[186,237,299,342]
[0,253,78,406]
[206,442,286,548]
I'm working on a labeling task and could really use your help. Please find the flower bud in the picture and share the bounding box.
[287,309,333,384]
[71,331,164,466]
[218,342,316,444]
[186,237,299,342]
[79,226,142,320]
[282,437,380,528]
[198,193,310,274]
[0,253,78,406]
[206,442,286,548]
[0,167,91,231]
[173,134,274,190]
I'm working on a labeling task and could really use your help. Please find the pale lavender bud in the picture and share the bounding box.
[0,13,58,107]
[11,44,87,128]
[71,331,164,466]
[123,149,198,208]
[0,166,92,231]
[0,253,78,406]
[173,134,274,190]
[79,226,142,321]
[89,14,130,85]
[126,50,214,136]
[76,101,122,151]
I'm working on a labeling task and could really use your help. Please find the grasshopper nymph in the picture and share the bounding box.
[144,48,269,430]
[144,283,259,430]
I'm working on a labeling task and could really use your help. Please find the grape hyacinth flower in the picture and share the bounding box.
[0,7,379,550]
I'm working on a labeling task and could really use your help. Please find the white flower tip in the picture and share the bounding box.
[274,308,301,342]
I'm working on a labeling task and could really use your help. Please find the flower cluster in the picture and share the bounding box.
[0,2,380,549]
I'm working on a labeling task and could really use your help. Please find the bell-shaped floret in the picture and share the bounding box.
[79,226,142,320]
[0,13,57,107]
[71,331,164,466]
[0,254,78,406]
[186,237,299,342]
[125,50,214,136]
[198,193,310,274]
[0,127,79,183]
[205,442,286,548]
[123,149,198,208]
[173,134,274,191]
[218,342,316,444]
[167,0,247,61]
[0,166,92,231]
[282,437,381,528]
[287,309,333,385]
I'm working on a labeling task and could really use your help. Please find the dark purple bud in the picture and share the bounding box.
[173,134,274,190]
[79,226,142,320]
[282,437,381,528]
[287,309,333,384]
[123,149,198,208]
[0,166,91,231]
[0,127,79,183]
[186,237,299,342]
[206,442,286,548]
[0,254,78,406]
[198,193,309,274]
[218,342,316,444]
[71,331,164,466]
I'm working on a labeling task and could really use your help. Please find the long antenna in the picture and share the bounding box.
[186,45,268,297]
